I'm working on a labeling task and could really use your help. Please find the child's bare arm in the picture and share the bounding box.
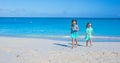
[92,31,94,35]
[86,32,89,35]
[70,27,72,33]
[76,27,79,31]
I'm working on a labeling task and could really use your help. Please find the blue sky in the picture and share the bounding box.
[0,0,120,17]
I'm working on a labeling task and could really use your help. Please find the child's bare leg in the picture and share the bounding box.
[86,41,88,47]
[90,39,92,46]
[72,38,74,48]
[75,39,78,48]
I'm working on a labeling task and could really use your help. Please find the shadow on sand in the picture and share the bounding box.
[53,43,72,48]
[53,43,86,48]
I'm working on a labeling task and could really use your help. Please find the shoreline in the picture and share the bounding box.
[0,35,120,42]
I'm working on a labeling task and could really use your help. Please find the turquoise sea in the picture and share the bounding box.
[0,17,120,42]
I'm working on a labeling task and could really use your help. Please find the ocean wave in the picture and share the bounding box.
[18,35,120,40]
[63,35,120,39]
[0,34,120,40]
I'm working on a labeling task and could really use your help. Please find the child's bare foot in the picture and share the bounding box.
[90,44,93,46]
[72,46,74,49]
[76,45,78,48]
[86,44,88,47]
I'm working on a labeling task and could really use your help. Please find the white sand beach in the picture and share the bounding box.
[0,36,120,63]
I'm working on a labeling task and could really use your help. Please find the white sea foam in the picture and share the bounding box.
[63,35,120,39]
[8,34,120,40]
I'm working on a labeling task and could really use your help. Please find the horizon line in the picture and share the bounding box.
[0,17,120,19]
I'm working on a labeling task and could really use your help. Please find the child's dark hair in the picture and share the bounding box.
[86,22,91,28]
[71,19,77,26]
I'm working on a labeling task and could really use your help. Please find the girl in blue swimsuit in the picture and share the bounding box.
[71,19,79,48]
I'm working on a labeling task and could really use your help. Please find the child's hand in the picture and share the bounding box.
[86,32,90,36]
[76,27,78,31]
